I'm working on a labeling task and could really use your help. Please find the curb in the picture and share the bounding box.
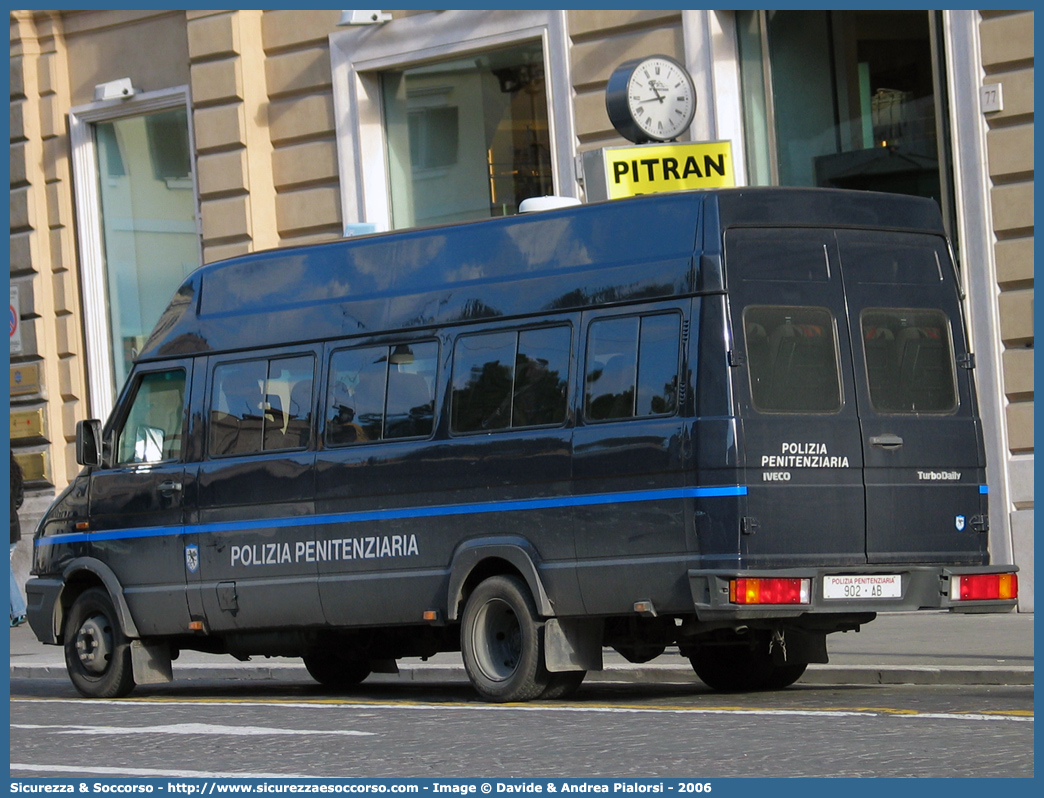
[10,662,1033,687]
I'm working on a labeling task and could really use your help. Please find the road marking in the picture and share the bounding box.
[10,763,316,779]
[11,697,1033,723]
[11,722,374,736]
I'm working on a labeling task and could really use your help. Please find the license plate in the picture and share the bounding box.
[823,574,901,599]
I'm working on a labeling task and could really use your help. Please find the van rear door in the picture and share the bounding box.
[837,230,987,565]
[727,227,987,568]
[726,229,867,567]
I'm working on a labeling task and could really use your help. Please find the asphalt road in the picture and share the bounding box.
[9,677,1034,779]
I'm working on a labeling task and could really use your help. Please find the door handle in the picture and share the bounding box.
[158,480,183,496]
[869,433,904,449]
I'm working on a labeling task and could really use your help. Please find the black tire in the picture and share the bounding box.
[63,587,135,699]
[689,634,806,693]
[761,662,807,690]
[303,653,372,689]
[540,670,586,700]
[461,575,550,702]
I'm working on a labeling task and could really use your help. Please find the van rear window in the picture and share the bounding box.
[861,308,957,413]
[744,305,842,414]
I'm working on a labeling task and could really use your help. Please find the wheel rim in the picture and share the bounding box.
[471,597,522,682]
[75,613,113,675]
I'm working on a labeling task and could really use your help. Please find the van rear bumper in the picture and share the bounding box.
[688,564,1018,621]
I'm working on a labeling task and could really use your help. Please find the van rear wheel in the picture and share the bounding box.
[461,575,550,702]
[63,587,135,699]
[303,653,371,689]
[540,670,586,700]
[689,633,806,692]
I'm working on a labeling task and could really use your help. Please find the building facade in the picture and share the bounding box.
[8,9,1034,607]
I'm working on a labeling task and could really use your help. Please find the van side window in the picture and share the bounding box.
[327,341,438,445]
[861,308,957,414]
[585,314,680,421]
[210,355,314,457]
[451,326,570,433]
[743,305,841,414]
[115,369,187,465]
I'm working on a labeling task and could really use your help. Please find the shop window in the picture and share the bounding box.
[382,41,553,229]
[70,88,200,421]
[736,10,955,227]
[329,10,574,235]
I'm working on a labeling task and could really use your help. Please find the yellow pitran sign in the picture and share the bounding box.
[591,141,735,200]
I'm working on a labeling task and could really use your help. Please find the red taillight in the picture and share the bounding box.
[730,577,811,605]
[951,573,1018,601]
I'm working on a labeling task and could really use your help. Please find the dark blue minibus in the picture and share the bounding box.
[26,187,1018,702]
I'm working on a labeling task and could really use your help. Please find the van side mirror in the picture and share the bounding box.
[76,419,104,467]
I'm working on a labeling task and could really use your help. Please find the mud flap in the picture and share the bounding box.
[131,639,173,684]
[544,617,604,673]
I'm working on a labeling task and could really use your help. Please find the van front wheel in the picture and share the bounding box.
[63,587,135,699]
[461,575,550,702]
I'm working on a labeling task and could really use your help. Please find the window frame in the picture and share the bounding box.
[328,10,576,234]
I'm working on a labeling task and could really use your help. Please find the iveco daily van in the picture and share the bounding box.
[26,187,1018,702]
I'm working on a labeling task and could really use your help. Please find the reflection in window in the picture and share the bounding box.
[585,315,680,422]
[861,308,956,413]
[210,356,314,457]
[744,306,841,413]
[451,327,570,433]
[382,40,553,229]
[116,370,186,465]
[327,342,438,445]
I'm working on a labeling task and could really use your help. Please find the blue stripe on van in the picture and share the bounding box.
[34,485,747,547]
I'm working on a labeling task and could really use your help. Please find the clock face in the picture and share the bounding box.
[606,55,696,144]
[625,57,695,142]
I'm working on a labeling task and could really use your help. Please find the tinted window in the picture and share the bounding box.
[210,356,314,456]
[451,327,570,433]
[744,306,841,413]
[327,346,387,445]
[861,308,957,413]
[384,342,438,440]
[116,369,187,465]
[513,328,570,427]
[327,341,438,445]
[585,314,679,422]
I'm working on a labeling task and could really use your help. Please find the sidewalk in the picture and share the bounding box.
[8,611,1033,688]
